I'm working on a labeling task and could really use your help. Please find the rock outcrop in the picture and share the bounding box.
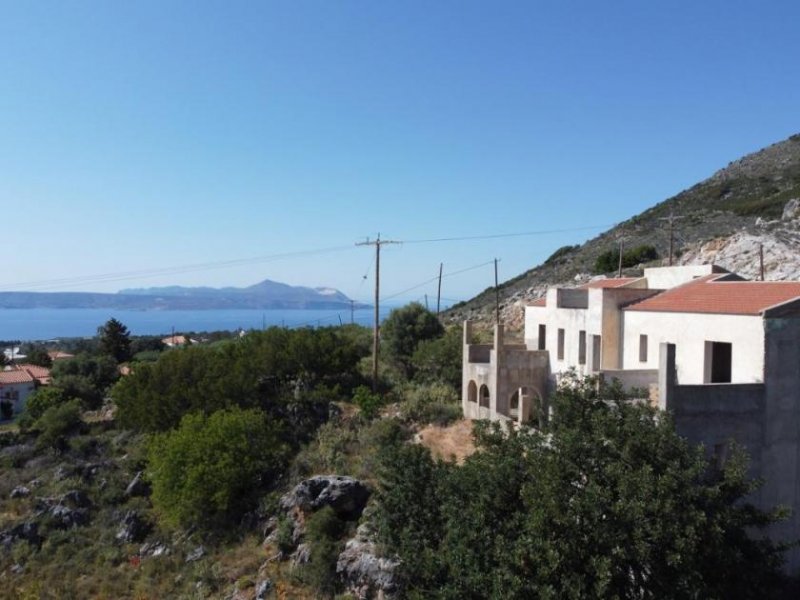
[279,475,370,521]
[337,523,401,600]
[116,510,152,544]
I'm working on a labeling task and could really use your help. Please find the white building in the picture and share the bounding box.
[462,264,800,571]
[0,364,51,417]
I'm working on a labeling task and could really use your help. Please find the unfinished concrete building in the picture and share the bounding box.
[462,264,800,571]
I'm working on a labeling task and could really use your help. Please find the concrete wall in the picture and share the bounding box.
[599,368,658,402]
[643,264,720,289]
[659,334,800,574]
[463,321,549,423]
[623,311,764,383]
[761,318,800,571]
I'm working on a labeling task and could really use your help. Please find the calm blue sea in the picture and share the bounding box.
[0,307,391,341]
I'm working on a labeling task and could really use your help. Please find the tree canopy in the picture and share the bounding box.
[374,375,788,599]
[98,318,132,363]
[147,407,286,528]
[113,326,369,432]
[381,303,444,377]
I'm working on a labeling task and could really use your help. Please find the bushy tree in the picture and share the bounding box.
[374,375,789,599]
[114,326,368,432]
[381,303,444,377]
[147,408,286,529]
[24,386,69,420]
[23,345,52,368]
[411,326,462,390]
[51,354,119,409]
[595,244,659,274]
[34,399,84,452]
[98,318,132,363]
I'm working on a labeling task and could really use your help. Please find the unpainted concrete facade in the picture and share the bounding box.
[461,321,549,425]
[463,265,800,572]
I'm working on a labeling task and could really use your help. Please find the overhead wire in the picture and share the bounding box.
[0,245,357,292]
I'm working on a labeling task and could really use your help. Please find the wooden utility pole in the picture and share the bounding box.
[617,239,624,278]
[494,258,500,324]
[659,212,685,266]
[356,235,400,391]
[759,243,765,281]
[436,262,443,316]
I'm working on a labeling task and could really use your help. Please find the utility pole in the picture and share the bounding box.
[617,239,624,278]
[436,262,443,316]
[424,294,429,310]
[759,243,765,281]
[494,258,500,325]
[659,212,685,266]
[356,234,401,391]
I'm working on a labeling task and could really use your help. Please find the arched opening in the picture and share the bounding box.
[511,387,545,428]
[467,380,478,403]
[479,384,490,408]
[509,389,520,419]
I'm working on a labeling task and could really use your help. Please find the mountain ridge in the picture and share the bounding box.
[445,133,800,330]
[0,279,360,311]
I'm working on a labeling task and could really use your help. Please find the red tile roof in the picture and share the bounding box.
[624,275,800,316]
[0,369,35,385]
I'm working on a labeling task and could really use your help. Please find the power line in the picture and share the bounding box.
[1,222,614,293]
[402,224,614,244]
[380,260,495,302]
[0,245,356,292]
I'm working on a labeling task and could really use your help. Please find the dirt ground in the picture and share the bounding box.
[415,419,476,464]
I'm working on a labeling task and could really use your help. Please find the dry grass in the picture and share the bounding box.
[415,419,476,464]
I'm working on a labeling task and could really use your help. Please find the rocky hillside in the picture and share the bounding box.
[445,133,800,331]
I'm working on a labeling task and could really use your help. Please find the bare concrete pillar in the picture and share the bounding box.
[463,320,473,346]
[493,323,504,349]
[658,343,676,410]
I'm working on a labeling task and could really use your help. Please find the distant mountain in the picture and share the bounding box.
[0,279,361,310]
[446,133,800,330]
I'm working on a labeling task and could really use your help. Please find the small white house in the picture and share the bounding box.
[0,364,52,418]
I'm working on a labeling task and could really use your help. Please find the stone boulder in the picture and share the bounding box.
[10,486,30,499]
[254,578,273,600]
[125,471,151,498]
[186,545,206,563]
[336,523,401,600]
[139,540,170,557]
[0,522,42,550]
[35,490,91,529]
[279,476,370,521]
[783,198,800,220]
[116,510,152,544]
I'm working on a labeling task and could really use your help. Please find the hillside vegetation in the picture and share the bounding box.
[446,133,800,329]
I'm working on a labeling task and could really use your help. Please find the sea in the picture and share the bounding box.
[0,307,392,342]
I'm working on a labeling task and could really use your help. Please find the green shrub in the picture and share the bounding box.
[147,407,287,529]
[25,386,69,420]
[34,399,84,451]
[400,382,461,426]
[351,386,384,420]
[594,244,658,274]
[411,327,462,390]
[544,244,579,264]
[301,506,347,597]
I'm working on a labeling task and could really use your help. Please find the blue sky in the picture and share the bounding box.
[1,1,798,305]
